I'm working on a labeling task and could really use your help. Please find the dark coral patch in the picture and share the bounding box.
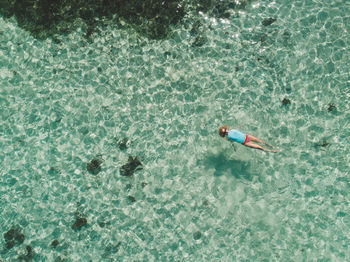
[282,98,291,105]
[117,138,129,150]
[125,184,132,191]
[6,241,15,249]
[26,245,32,255]
[86,158,102,175]
[192,35,207,47]
[102,242,121,258]
[98,221,106,228]
[120,156,142,176]
[193,231,202,240]
[71,216,87,230]
[106,242,121,253]
[262,18,277,26]
[17,245,33,261]
[55,256,67,262]
[315,140,329,148]
[128,196,136,202]
[327,103,336,112]
[320,140,329,147]
[4,225,25,249]
[51,239,59,248]
[0,0,185,39]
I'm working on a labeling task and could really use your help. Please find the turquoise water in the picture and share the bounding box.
[1,0,350,260]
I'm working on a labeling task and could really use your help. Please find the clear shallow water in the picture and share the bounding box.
[0,0,350,261]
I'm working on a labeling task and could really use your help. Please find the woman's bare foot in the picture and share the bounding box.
[263,142,274,148]
[269,149,280,153]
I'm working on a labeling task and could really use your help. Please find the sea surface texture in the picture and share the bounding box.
[0,0,349,261]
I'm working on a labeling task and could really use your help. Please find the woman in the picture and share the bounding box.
[218,126,280,153]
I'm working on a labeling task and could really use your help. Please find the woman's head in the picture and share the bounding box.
[218,126,228,137]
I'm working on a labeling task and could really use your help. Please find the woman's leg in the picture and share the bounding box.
[244,142,279,153]
[247,135,262,143]
[244,142,265,151]
[247,135,274,147]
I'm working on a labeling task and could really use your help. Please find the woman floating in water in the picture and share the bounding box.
[218,126,280,153]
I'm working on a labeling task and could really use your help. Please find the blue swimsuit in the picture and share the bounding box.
[227,130,246,144]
